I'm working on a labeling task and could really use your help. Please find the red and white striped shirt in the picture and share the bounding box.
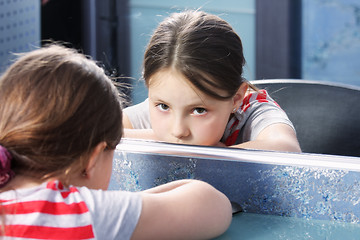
[0,180,141,239]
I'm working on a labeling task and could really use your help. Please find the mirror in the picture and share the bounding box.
[2,0,357,156]
[110,138,360,222]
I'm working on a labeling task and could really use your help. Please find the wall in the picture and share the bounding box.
[302,0,360,86]
[0,0,40,73]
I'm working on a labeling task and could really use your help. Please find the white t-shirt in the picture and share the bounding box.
[124,90,295,146]
[0,180,142,240]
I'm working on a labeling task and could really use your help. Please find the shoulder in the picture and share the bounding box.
[50,181,142,239]
[225,89,295,144]
[240,89,280,112]
[123,98,149,114]
[77,186,142,240]
[77,186,142,212]
[123,99,151,129]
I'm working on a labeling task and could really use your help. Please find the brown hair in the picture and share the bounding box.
[143,10,255,100]
[0,45,123,182]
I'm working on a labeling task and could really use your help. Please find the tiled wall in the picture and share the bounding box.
[0,0,40,73]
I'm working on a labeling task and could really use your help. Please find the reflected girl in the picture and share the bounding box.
[123,10,301,152]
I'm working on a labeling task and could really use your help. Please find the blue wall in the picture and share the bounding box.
[302,0,360,86]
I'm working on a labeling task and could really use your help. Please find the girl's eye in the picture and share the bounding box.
[192,108,207,115]
[156,103,170,111]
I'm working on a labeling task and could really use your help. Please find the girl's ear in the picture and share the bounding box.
[83,142,107,179]
[232,82,248,109]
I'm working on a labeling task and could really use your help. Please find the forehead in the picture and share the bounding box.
[148,66,233,100]
[148,68,202,98]
[148,68,191,87]
[148,68,230,107]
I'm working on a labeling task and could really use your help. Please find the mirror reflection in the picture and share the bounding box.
[1,0,359,156]
[122,10,301,153]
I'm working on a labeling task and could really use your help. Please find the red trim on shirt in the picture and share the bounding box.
[47,181,80,198]
[225,129,240,146]
[61,187,79,198]
[256,90,269,103]
[47,180,64,190]
[241,94,251,112]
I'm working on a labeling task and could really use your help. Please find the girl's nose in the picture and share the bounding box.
[171,117,190,139]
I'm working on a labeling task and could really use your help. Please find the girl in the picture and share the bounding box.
[123,10,301,153]
[0,45,232,239]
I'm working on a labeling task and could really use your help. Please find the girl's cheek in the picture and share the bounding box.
[196,120,225,144]
[152,112,169,130]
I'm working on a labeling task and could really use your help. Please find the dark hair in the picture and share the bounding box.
[143,10,249,100]
[0,45,123,181]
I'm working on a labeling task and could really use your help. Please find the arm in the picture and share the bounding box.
[123,128,158,140]
[232,123,301,152]
[131,179,232,240]
[122,112,159,140]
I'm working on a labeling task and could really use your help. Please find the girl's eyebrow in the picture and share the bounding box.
[187,102,208,108]
[150,95,208,109]
[149,95,166,103]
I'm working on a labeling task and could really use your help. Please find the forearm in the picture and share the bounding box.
[141,179,195,194]
[169,180,232,239]
[134,179,232,240]
[123,129,158,140]
[232,139,301,152]
[231,123,301,153]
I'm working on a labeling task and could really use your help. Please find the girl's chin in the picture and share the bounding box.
[160,137,221,146]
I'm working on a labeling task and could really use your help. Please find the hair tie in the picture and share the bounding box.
[0,145,15,188]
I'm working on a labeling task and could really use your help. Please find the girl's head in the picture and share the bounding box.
[143,10,247,99]
[0,45,123,189]
[143,10,249,145]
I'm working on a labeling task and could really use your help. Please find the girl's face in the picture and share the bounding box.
[148,68,241,146]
